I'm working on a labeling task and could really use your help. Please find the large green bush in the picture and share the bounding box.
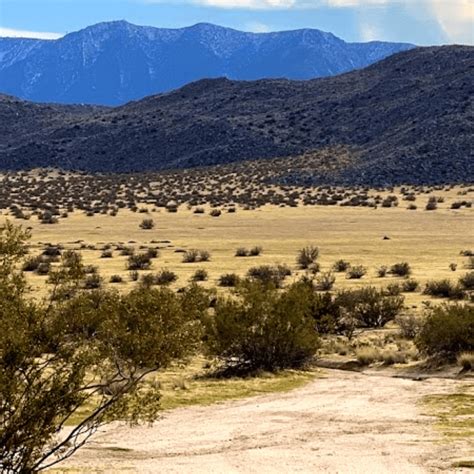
[416,304,474,357]
[334,287,404,328]
[205,281,320,372]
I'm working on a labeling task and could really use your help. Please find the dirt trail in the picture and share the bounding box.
[62,370,471,473]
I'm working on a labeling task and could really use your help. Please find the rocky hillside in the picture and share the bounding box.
[0,21,413,105]
[0,46,472,185]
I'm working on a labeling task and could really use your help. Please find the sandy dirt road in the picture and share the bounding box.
[62,370,472,473]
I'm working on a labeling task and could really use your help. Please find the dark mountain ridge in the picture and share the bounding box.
[0,20,414,105]
[0,45,472,185]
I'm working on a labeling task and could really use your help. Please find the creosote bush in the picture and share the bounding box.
[205,281,320,373]
[139,218,155,230]
[182,249,211,263]
[218,273,240,287]
[346,265,367,279]
[332,260,351,272]
[416,304,473,357]
[191,268,208,282]
[297,245,319,269]
[389,262,412,277]
[423,279,465,300]
[247,265,291,288]
[127,253,152,271]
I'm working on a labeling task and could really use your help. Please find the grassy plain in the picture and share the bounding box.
[2,186,472,308]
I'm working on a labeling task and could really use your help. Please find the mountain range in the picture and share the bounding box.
[0,45,472,185]
[0,21,414,105]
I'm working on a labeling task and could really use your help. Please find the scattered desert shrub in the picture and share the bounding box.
[182,249,210,263]
[129,270,139,281]
[423,279,465,299]
[139,218,155,230]
[416,304,474,357]
[459,271,474,290]
[193,207,205,214]
[247,265,290,288]
[209,209,222,217]
[389,262,412,277]
[101,249,113,258]
[384,283,401,296]
[402,279,419,292]
[249,246,263,256]
[335,287,404,328]
[22,255,46,272]
[146,248,159,259]
[110,274,123,283]
[191,269,208,282]
[346,265,367,279]
[127,253,152,271]
[218,273,240,287]
[425,200,437,211]
[205,282,320,372]
[332,260,351,272]
[296,245,319,269]
[83,274,103,289]
[235,247,249,257]
[449,263,458,272]
[119,246,135,256]
[377,265,388,278]
[39,210,58,224]
[316,272,336,291]
[140,270,178,287]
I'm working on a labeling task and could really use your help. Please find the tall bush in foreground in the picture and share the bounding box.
[0,222,205,472]
[416,304,474,358]
[205,281,320,373]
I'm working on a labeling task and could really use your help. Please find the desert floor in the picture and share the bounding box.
[59,369,473,473]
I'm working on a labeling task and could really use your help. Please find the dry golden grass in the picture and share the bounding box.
[3,186,472,308]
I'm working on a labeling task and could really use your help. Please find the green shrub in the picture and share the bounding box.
[390,262,412,277]
[155,270,178,286]
[83,273,103,289]
[205,282,320,372]
[402,279,419,292]
[297,245,319,269]
[249,246,263,256]
[424,279,465,299]
[139,218,155,230]
[335,287,404,328]
[191,269,208,282]
[316,272,336,291]
[332,260,351,272]
[416,304,474,357]
[218,273,240,287]
[247,265,290,288]
[346,265,367,279]
[459,271,474,290]
[127,253,152,271]
[377,265,388,277]
[182,249,211,263]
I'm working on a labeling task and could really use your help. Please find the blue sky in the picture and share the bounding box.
[0,0,472,45]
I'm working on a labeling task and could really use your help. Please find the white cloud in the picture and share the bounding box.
[0,27,63,40]
[430,0,474,43]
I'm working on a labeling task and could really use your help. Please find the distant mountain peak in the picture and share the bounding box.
[0,21,415,105]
